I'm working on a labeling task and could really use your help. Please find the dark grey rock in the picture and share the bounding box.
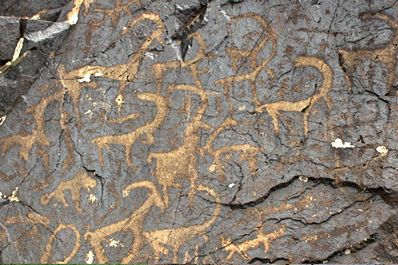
[0,0,397,264]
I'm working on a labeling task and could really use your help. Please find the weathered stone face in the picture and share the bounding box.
[0,0,397,264]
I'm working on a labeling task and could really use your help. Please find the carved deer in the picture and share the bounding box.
[59,12,165,111]
[147,85,210,206]
[256,56,333,136]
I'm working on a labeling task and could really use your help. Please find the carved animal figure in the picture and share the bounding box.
[92,93,168,167]
[142,185,221,263]
[256,56,333,136]
[85,0,142,46]
[215,13,277,106]
[149,32,260,206]
[4,211,80,264]
[84,180,165,263]
[147,85,210,206]
[41,224,81,263]
[0,88,64,161]
[59,12,165,110]
[152,32,207,92]
[40,170,97,212]
[221,225,286,261]
[338,12,398,95]
[211,144,259,180]
[201,118,260,180]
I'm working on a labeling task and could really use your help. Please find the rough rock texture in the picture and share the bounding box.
[0,0,398,264]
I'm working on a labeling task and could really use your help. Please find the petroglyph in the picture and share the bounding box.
[6,212,50,227]
[149,33,261,206]
[210,144,259,180]
[142,185,221,263]
[215,13,277,106]
[202,118,260,180]
[92,93,168,168]
[221,225,286,261]
[152,32,207,92]
[40,224,81,263]
[0,87,64,161]
[219,193,315,260]
[40,170,97,212]
[147,84,209,206]
[254,194,316,217]
[85,0,143,45]
[256,56,333,136]
[146,33,214,204]
[0,3,396,264]
[61,12,165,110]
[339,12,398,94]
[84,180,165,263]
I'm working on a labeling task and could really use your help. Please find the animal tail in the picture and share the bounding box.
[294,56,333,97]
[124,12,165,37]
[123,180,159,197]
[137,93,168,127]
[123,180,165,210]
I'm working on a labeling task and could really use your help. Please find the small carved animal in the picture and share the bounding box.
[221,225,286,261]
[215,13,277,106]
[256,56,333,136]
[41,224,81,263]
[40,170,97,212]
[84,180,165,263]
[147,85,210,206]
[0,88,63,161]
[92,93,168,167]
[338,12,398,95]
[142,185,221,263]
[59,12,165,110]
[200,118,260,180]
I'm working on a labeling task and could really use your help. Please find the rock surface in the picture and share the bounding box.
[0,0,398,264]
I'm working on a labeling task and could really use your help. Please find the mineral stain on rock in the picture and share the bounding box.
[0,0,398,264]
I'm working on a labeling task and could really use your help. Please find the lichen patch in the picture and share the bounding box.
[8,187,20,202]
[85,250,95,264]
[376,145,388,156]
[108,238,124,248]
[331,138,355,148]
[88,194,97,204]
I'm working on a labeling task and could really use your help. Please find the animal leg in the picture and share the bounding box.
[143,132,155,145]
[125,144,136,169]
[266,107,280,134]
